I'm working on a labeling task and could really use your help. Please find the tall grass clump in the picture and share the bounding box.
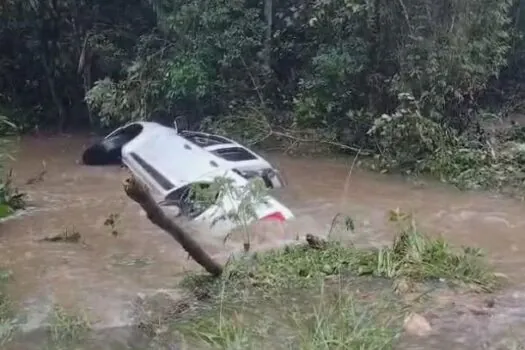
[0,115,24,218]
[0,269,16,345]
[177,283,401,350]
[183,209,498,297]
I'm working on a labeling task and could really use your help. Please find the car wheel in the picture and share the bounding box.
[82,133,131,166]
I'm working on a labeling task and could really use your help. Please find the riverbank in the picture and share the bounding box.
[3,212,507,349]
[162,215,501,349]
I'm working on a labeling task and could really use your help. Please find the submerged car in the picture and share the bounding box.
[82,120,293,236]
[156,167,294,238]
[82,121,286,189]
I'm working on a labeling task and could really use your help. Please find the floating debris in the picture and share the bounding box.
[38,228,81,243]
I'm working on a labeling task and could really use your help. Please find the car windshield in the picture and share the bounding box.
[165,182,220,218]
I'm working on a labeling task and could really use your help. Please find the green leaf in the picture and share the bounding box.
[0,204,12,219]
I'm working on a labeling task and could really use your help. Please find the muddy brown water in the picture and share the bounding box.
[3,135,525,348]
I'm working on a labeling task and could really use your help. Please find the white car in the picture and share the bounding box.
[82,121,286,188]
[82,121,294,236]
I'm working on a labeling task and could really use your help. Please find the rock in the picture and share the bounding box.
[403,312,432,337]
[305,233,327,249]
[465,304,492,316]
[132,289,191,328]
[484,298,495,308]
[393,277,413,294]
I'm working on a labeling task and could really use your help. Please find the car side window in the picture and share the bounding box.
[165,183,219,218]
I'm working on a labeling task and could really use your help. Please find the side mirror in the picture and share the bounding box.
[174,115,188,132]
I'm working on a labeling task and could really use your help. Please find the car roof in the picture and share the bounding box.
[121,122,274,188]
[122,124,230,189]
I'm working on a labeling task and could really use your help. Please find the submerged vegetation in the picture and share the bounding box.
[0,116,24,219]
[47,305,91,347]
[0,172,24,219]
[0,269,15,346]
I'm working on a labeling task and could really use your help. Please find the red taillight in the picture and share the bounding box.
[261,211,286,222]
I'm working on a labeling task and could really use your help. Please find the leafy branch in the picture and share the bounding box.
[190,174,272,252]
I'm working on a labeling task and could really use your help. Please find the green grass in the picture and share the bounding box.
[0,177,25,218]
[46,305,91,348]
[0,135,25,219]
[0,269,16,346]
[154,211,501,349]
[175,283,402,350]
[182,212,499,297]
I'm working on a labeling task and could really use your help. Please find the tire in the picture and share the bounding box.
[82,133,131,166]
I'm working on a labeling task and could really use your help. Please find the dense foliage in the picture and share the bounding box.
[3,0,525,191]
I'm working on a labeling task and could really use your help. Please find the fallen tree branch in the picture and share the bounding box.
[271,129,370,155]
[123,176,223,276]
[239,108,373,155]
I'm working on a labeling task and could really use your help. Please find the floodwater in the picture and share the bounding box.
[3,135,525,348]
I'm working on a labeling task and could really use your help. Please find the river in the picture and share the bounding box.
[3,134,525,349]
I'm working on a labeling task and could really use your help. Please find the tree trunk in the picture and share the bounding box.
[36,0,67,132]
[41,53,67,131]
[123,176,223,276]
[263,0,273,69]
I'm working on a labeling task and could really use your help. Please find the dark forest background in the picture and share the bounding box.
[3,0,525,212]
